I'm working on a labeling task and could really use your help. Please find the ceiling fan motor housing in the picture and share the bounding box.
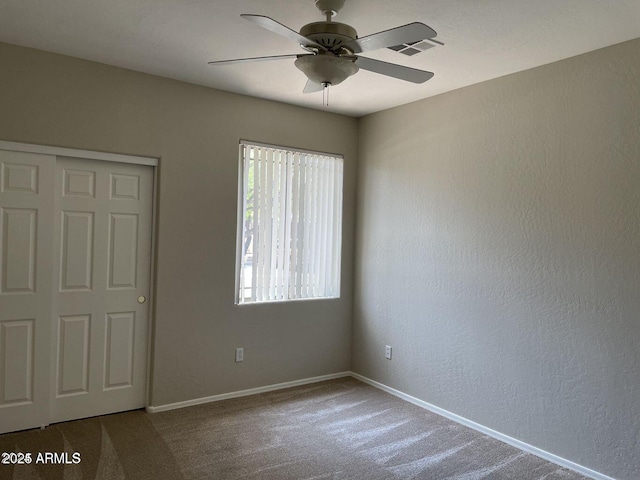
[300,22,358,50]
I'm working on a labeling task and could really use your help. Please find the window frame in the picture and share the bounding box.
[235,140,344,305]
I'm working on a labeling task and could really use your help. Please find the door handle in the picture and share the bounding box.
[137,295,146,304]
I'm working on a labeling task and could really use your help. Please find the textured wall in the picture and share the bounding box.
[354,38,640,479]
[0,42,357,406]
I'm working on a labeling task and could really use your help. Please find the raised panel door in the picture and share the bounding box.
[0,150,55,434]
[51,157,153,423]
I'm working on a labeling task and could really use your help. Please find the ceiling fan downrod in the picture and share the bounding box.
[315,0,346,20]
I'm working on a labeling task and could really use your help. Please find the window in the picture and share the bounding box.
[236,141,343,304]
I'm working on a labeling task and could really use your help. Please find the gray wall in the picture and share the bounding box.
[354,38,640,480]
[0,42,357,406]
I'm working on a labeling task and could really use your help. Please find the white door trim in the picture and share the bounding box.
[0,141,158,167]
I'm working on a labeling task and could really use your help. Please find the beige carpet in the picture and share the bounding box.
[0,377,589,479]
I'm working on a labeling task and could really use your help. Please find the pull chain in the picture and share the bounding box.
[322,82,330,107]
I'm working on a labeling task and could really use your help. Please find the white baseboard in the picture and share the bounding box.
[146,371,351,413]
[350,372,615,480]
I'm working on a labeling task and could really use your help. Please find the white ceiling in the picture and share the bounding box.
[2,0,640,117]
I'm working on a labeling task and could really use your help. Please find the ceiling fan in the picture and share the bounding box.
[208,0,440,100]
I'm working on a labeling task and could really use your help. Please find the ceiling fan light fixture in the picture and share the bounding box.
[295,55,358,86]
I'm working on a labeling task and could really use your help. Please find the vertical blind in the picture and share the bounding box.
[237,142,343,304]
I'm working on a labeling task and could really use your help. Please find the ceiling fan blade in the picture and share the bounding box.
[241,14,327,52]
[208,54,305,65]
[355,56,434,83]
[344,22,437,54]
[303,80,324,94]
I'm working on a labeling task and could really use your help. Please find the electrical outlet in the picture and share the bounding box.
[385,345,392,360]
[235,347,244,362]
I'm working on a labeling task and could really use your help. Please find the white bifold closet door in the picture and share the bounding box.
[0,150,56,433]
[51,156,153,423]
[0,150,153,433]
